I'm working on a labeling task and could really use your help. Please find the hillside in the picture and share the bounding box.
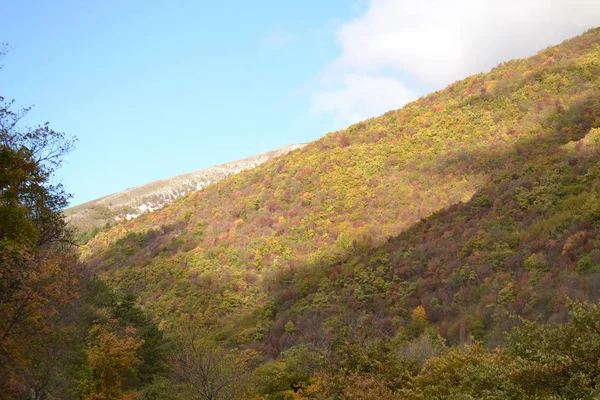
[64,144,305,232]
[81,28,600,398]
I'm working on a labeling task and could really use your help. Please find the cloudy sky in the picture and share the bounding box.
[312,0,600,122]
[1,0,599,205]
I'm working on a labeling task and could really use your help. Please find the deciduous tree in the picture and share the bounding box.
[0,47,79,397]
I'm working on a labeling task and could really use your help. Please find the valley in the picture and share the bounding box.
[3,26,600,400]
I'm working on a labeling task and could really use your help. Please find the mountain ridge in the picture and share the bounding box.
[78,28,600,398]
[65,144,306,232]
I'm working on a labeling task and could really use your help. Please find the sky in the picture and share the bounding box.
[1,0,599,206]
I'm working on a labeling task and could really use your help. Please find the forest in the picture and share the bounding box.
[2,28,600,399]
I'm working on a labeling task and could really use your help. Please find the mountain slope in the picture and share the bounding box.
[65,144,305,232]
[83,27,600,358]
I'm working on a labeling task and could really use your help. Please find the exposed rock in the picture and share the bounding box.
[65,144,305,232]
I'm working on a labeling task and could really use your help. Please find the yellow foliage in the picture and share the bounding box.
[82,322,143,400]
[412,306,427,323]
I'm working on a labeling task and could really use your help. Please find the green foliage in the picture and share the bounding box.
[74,277,172,399]
[253,344,323,398]
[403,300,600,399]
[504,300,600,398]
[76,28,600,398]
[577,250,600,273]
[0,57,80,397]
[523,252,548,274]
[402,343,515,400]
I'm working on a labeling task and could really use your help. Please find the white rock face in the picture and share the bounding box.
[66,144,306,231]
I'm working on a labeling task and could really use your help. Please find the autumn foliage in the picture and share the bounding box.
[0,85,80,396]
[6,28,600,398]
[86,28,600,354]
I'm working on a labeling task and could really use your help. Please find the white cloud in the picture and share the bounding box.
[311,73,418,123]
[312,0,600,123]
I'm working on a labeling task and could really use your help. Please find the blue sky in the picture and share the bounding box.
[2,0,599,206]
[1,1,362,205]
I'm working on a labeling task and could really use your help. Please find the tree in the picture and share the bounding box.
[81,319,144,400]
[169,326,252,400]
[504,300,600,398]
[0,46,79,397]
[402,300,600,399]
[401,343,516,400]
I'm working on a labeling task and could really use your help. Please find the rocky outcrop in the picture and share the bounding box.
[65,144,306,232]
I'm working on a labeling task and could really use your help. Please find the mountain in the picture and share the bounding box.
[64,144,305,232]
[80,28,600,398]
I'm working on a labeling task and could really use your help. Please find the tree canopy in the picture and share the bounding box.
[0,47,79,396]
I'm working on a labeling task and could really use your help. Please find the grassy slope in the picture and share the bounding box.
[83,29,600,354]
